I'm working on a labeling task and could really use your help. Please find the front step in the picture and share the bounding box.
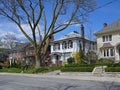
[92,66,107,75]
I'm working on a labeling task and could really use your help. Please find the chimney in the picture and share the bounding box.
[81,24,84,38]
[49,35,54,41]
[81,24,85,54]
[103,23,107,28]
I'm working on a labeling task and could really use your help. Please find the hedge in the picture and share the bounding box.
[64,63,120,68]
[108,63,120,67]
[26,67,49,73]
[65,64,95,67]
[61,67,94,72]
[105,67,120,72]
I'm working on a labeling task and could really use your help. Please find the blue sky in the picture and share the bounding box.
[55,0,120,40]
[0,0,120,42]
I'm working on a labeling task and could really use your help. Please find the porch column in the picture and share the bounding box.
[114,47,119,62]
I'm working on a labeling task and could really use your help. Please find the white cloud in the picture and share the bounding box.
[0,22,44,42]
[0,22,26,41]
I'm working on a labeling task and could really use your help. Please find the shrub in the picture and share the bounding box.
[61,67,94,72]
[3,60,10,68]
[24,67,49,74]
[110,63,120,67]
[65,63,95,67]
[48,66,62,71]
[105,67,120,72]
[67,57,75,64]
[95,59,113,67]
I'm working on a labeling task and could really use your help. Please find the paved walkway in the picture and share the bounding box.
[0,71,120,83]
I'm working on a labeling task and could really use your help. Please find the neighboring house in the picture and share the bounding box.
[25,44,35,65]
[95,19,120,62]
[50,31,97,66]
[9,39,53,66]
[9,43,30,64]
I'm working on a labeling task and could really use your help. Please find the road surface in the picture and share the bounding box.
[0,74,120,90]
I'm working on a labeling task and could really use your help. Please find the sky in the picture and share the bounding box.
[0,0,120,42]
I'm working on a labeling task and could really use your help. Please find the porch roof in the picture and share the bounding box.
[101,43,114,49]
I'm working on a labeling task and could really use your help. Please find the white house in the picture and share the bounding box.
[50,31,97,65]
[95,19,120,62]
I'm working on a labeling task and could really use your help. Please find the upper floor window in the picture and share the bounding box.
[53,43,60,51]
[109,35,112,41]
[103,36,105,42]
[68,40,73,48]
[62,41,67,49]
[102,35,112,42]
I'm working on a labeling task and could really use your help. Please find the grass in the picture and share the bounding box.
[0,66,63,74]
[0,68,22,73]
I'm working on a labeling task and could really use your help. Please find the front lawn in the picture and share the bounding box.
[0,68,22,73]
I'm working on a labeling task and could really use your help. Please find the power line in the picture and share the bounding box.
[83,0,119,16]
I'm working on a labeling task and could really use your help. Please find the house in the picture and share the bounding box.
[25,44,35,65]
[9,39,53,66]
[50,30,97,66]
[95,19,120,62]
[9,43,30,65]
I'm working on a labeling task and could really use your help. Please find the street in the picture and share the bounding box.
[0,74,120,90]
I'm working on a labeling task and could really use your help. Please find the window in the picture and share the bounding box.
[62,41,67,49]
[68,40,73,48]
[103,48,114,57]
[102,35,112,42]
[104,50,106,57]
[53,43,60,51]
[102,36,105,42]
[106,36,108,41]
[107,49,109,56]
[109,35,112,41]
[110,49,114,56]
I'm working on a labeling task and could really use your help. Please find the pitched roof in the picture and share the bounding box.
[58,31,81,40]
[11,43,30,52]
[95,19,120,35]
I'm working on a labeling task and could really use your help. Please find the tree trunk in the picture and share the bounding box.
[35,54,40,69]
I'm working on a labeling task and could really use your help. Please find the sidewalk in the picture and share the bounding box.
[0,72,120,83]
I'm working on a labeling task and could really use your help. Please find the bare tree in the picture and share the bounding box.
[0,0,96,68]
[3,33,17,49]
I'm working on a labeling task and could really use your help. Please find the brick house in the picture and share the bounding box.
[9,43,30,65]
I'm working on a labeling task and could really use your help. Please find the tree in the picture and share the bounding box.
[79,44,87,64]
[72,52,81,63]
[3,33,17,49]
[0,0,96,68]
